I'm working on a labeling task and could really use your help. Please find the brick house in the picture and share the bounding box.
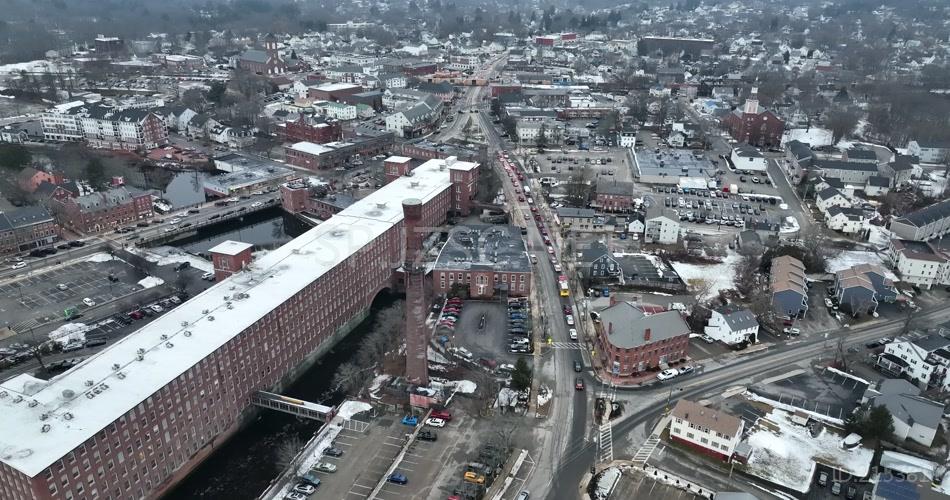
[209,240,254,281]
[669,399,745,461]
[0,206,61,256]
[595,180,635,213]
[51,187,153,233]
[17,168,61,194]
[433,225,531,298]
[595,301,690,377]
[277,115,342,144]
[720,98,784,147]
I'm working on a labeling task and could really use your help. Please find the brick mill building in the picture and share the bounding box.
[595,301,690,377]
[50,187,153,234]
[0,157,478,500]
[277,115,342,144]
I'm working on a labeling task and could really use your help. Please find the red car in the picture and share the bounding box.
[431,409,453,421]
[562,305,572,315]
[575,378,585,391]
[518,196,525,202]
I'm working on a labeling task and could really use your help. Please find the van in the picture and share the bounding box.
[174,262,190,272]
[85,338,107,348]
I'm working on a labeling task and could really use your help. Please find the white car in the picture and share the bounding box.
[700,334,715,344]
[82,298,96,307]
[168,218,182,225]
[56,284,68,291]
[425,417,446,428]
[565,315,575,326]
[251,201,264,208]
[11,261,27,270]
[569,328,578,340]
[783,327,801,336]
[150,304,165,313]
[553,264,562,272]
[656,369,679,381]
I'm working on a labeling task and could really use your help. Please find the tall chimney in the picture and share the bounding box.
[644,328,652,341]
[608,322,613,335]
[402,198,429,387]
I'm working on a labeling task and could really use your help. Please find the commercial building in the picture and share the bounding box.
[0,207,61,256]
[595,301,690,377]
[633,148,713,187]
[889,198,950,242]
[277,115,342,144]
[385,94,443,138]
[729,146,767,172]
[669,399,744,461]
[770,255,808,319]
[50,187,153,234]
[0,157,478,500]
[284,130,393,171]
[203,155,295,197]
[720,98,784,148]
[432,225,531,298]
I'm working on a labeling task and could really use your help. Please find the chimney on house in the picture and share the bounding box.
[608,322,613,335]
[644,328,652,341]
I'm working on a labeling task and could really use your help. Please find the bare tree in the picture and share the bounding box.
[825,107,860,143]
[275,435,303,471]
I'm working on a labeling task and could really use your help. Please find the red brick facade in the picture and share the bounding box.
[433,268,531,298]
[449,164,477,216]
[279,116,341,144]
[721,108,784,147]
[51,190,153,234]
[595,322,689,377]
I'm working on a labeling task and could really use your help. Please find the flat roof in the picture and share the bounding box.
[314,82,360,92]
[0,158,465,477]
[208,240,254,256]
[634,148,714,181]
[434,225,530,273]
[290,141,335,156]
[385,156,412,163]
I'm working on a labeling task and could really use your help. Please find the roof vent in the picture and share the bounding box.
[165,342,174,349]
[0,391,7,399]
[61,389,74,399]
[112,363,121,371]
[226,302,233,309]
[208,316,215,321]
[202,309,210,314]
[85,380,94,387]
[181,321,189,327]
[41,424,51,433]
[376,202,388,209]
[184,331,192,337]
[136,348,145,355]
[40,413,49,421]
[136,354,144,361]
[160,334,168,341]
[28,400,39,408]
[410,181,420,187]
[116,372,126,379]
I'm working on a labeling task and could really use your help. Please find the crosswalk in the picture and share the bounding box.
[631,435,661,465]
[597,421,614,463]
[10,318,41,333]
[549,342,583,349]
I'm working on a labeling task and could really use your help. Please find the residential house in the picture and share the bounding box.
[595,301,690,377]
[730,145,767,172]
[236,34,286,75]
[17,168,59,194]
[784,140,813,183]
[578,242,621,281]
[735,230,763,253]
[0,206,61,256]
[889,198,950,242]
[825,206,866,234]
[861,379,944,447]
[669,399,744,461]
[770,255,808,318]
[556,207,597,232]
[815,159,879,185]
[162,105,197,132]
[907,139,950,165]
[815,187,852,215]
[385,94,443,138]
[41,102,168,151]
[880,155,916,186]
[886,239,949,289]
[319,102,358,121]
[877,335,950,390]
[595,180,634,213]
[50,187,153,233]
[864,176,892,197]
[0,126,29,144]
[845,148,879,165]
[644,206,680,244]
[704,306,759,345]
[719,97,784,147]
[619,128,637,148]
[833,263,898,315]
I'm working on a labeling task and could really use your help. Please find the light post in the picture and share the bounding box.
[666,385,682,413]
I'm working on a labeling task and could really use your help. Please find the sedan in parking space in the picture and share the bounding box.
[323,447,344,457]
[292,483,317,495]
[700,334,715,344]
[82,298,96,307]
[417,430,438,442]
[56,283,68,291]
[425,417,446,428]
[11,261,27,270]
[312,462,337,473]
[387,472,408,485]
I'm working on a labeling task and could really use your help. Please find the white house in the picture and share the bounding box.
[669,399,744,461]
[320,102,357,121]
[876,334,950,390]
[887,239,950,289]
[704,306,759,345]
[516,120,563,146]
[907,140,950,165]
[644,206,680,244]
[862,379,944,447]
[825,206,866,234]
[730,145,768,172]
[619,129,637,148]
[815,187,852,215]
[667,131,686,148]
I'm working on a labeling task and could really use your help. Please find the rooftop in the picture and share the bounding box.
[433,225,530,274]
[634,148,714,181]
[208,240,254,256]
[671,399,743,437]
[0,158,464,477]
[598,301,690,350]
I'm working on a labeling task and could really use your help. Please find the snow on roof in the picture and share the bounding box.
[208,240,254,256]
[384,156,412,163]
[314,82,359,92]
[0,158,461,477]
[290,141,334,156]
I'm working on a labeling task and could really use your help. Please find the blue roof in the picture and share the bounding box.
[875,477,920,500]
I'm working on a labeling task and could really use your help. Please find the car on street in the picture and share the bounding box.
[575,378,585,390]
[700,334,715,344]
[678,365,694,375]
[783,327,801,336]
[565,315,574,326]
[312,462,336,473]
[562,305,572,315]
[574,360,583,372]
[657,369,679,381]
[11,261,27,270]
[82,298,96,307]
[387,472,408,485]
[251,201,264,208]
[569,328,578,340]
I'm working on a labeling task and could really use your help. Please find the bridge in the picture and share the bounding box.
[132,196,280,246]
[251,391,335,421]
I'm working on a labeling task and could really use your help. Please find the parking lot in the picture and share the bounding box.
[0,259,141,331]
[642,183,792,233]
[746,368,867,422]
[450,300,532,367]
[533,149,632,183]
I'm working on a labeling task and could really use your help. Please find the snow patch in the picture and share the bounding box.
[448,380,476,394]
[825,250,898,281]
[669,252,740,300]
[127,246,213,272]
[48,323,90,345]
[825,367,869,387]
[537,385,552,407]
[336,400,372,420]
[137,276,165,289]
[783,128,833,147]
[743,407,872,493]
[85,253,116,263]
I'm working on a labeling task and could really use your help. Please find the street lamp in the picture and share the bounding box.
[666,385,683,413]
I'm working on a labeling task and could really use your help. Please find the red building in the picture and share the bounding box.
[595,180,635,213]
[535,36,556,46]
[595,301,690,377]
[401,62,438,76]
[720,98,785,147]
[209,240,254,281]
[237,33,286,75]
[0,206,61,256]
[0,158,478,500]
[307,83,361,102]
[16,168,61,194]
[49,187,153,233]
[432,224,531,298]
[384,156,413,184]
[278,115,342,144]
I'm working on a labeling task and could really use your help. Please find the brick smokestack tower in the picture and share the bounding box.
[402,198,429,386]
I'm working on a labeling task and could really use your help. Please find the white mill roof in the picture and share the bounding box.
[0,157,469,477]
[208,240,254,256]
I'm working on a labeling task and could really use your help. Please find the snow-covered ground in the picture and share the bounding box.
[669,252,740,300]
[128,246,213,273]
[867,225,894,249]
[137,276,165,289]
[743,407,873,493]
[825,250,898,281]
[783,128,833,147]
[86,253,118,263]
[336,400,372,420]
[48,323,90,345]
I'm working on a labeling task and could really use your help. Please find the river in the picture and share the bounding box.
[164,292,398,499]
[170,207,312,255]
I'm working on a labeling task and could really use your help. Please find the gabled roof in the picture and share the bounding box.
[786,140,813,161]
[816,187,846,201]
[596,180,634,196]
[892,198,950,229]
[866,176,891,188]
[671,399,743,437]
[713,306,758,331]
[557,207,596,218]
[770,255,807,295]
[599,301,690,349]
[826,206,864,220]
[817,159,878,172]
[240,49,269,64]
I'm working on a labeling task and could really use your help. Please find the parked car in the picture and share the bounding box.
[678,365,694,375]
[700,334,715,344]
[293,482,317,495]
[425,417,446,428]
[56,283,68,291]
[657,369,679,381]
[569,329,578,340]
[323,447,344,457]
[82,298,96,307]
[431,409,452,421]
[387,472,408,485]
[10,261,27,270]
[401,415,419,426]
[783,327,801,336]
[312,462,336,473]
[417,430,438,442]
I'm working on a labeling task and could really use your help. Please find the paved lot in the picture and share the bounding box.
[748,368,867,422]
[612,469,700,499]
[319,419,406,500]
[534,149,632,183]
[453,300,528,366]
[644,184,789,231]
[0,260,141,331]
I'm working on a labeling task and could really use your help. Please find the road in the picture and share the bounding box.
[547,302,950,499]
[432,54,506,143]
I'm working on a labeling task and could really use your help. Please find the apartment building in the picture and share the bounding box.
[669,399,744,461]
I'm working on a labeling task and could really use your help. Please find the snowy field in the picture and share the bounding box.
[825,250,898,281]
[743,407,873,493]
[783,128,833,147]
[128,246,213,273]
[669,252,740,300]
